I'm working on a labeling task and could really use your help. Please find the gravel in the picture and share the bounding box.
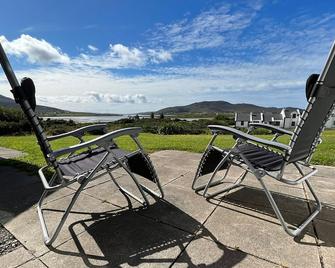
[0,224,21,256]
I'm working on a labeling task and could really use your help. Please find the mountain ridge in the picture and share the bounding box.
[0,94,120,116]
[155,100,299,114]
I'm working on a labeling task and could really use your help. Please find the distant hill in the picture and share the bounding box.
[0,94,120,116]
[0,94,70,115]
[155,101,299,114]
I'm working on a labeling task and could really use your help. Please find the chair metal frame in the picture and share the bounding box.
[192,42,335,237]
[0,42,164,246]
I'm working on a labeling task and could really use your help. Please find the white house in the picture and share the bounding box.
[281,109,300,129]
[235,112,251,128]
[235,108,301,129]
[325,111,335,128]
[235,108,335,129]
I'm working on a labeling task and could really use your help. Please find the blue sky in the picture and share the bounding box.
[1,0,335,113]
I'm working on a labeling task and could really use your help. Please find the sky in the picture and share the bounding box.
[1,0,335,114]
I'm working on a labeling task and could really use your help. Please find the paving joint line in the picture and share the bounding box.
[169,200,220,267]
[194,174,293,267]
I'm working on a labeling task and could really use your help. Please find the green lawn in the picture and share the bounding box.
[0,130,334,173]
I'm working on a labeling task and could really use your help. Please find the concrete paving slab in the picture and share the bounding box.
[304,177,335,223]
[311,219,335,268]
[4,192,121,257]
[0,166,78,226]
[150,150,201,170]
[0,166,43,225]
[40,211,193,268]
[1,150,333,267]
[173,237,281,267]
[0,247,34,268]
[154,163,191,186]
[67,170,123,191]
[137,183,219,234]
[82,173,161,210]
[314,165,335,178]
[204,202,320,268]
[113,152,195,186]
[18,258,47,268]
[217,182,308,216]
[150,150,202,162]
[0,147,26,159]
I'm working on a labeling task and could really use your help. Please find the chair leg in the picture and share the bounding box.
[37,181,87,246]
[204,169,248,199]
[38,151,110,246]
[193,150,233,194]
[258,176,322,237]
[107,170,148,205]
[109,157,150,206]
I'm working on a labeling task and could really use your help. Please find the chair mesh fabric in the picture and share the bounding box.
[287,44,335,163]
[288,84,335,163]
[58,145,128,176]
[197,147,229,176]
[236,143,284,171]
[126,153,157,182]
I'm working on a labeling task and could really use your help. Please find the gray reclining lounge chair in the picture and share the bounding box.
[0,42,164,246]
[192,42,335,237]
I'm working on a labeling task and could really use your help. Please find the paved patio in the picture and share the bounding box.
[0,150,334,267]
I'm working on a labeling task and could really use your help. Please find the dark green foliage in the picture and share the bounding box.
[214,113,235,125]
[0,107,31,135]
[0,106,237,136]
[41,118,77,135]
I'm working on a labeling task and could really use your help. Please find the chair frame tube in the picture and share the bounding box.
[192,130,322,237]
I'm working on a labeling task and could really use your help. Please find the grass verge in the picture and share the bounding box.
[0,130,334,174]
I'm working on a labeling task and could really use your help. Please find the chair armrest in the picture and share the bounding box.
[47,124,108,141]
[248,123,293,136]
[208,125,290,151]
[49,127,142,159]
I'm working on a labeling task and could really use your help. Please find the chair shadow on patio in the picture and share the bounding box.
[48,196,248,267]
[0,160,43,225]
[209,184,335,247]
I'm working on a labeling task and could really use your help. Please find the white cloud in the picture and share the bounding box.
[109,43,145,66]
[149,2,262,52]
[74,44,171,69]
[0,34,70,64]
[37,91,148,105]
[88,44,98,52]
[147,49,172,63]
[86,91,148,104]
[1,2,335,114]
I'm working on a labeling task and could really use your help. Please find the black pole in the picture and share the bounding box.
[0,42,20,89]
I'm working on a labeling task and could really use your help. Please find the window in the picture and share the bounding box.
[241,121,244,126]
[292,113,297,119]
[291,122,296,127]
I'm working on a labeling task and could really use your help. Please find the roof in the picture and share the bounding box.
[236,112,250,121]
[282,108,298,118]
[263,112,273,122]
[272,113,283,120]
[283,109,290,117]
[251,112,262,121]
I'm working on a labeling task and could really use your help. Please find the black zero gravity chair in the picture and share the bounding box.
[0,42,164,246]
[192,42,335,237]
